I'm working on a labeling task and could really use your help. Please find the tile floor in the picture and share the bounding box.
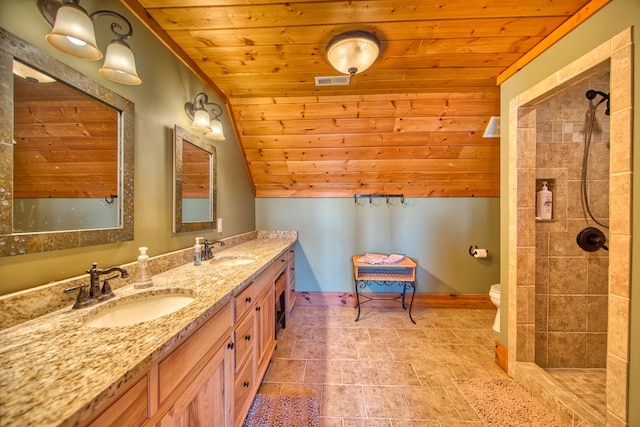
[259,304,510,426]
[546,368,607,416]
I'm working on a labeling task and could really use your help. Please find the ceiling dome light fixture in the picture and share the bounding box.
[38,0,141,85]
[185,93,226,141]
[326,30,381,76]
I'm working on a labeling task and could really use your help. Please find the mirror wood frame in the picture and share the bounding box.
[173,125,217,234]
[0,27,134,257]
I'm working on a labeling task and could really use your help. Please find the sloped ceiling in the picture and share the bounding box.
[121,0,607,197]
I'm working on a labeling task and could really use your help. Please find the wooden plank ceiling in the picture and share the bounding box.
[122,0,604,197]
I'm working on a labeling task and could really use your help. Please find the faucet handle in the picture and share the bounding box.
[100,275,117,301]
[64,284,94,309]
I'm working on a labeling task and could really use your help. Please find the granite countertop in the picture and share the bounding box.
[0,236,296,427]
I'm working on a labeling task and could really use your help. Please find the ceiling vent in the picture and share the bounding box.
[314,75,351,86]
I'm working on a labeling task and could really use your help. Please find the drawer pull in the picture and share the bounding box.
[243,381,250,388]
[255,306,261,312]
[227,342,234,350]
[245,296,252,303]
[245,335,251,341]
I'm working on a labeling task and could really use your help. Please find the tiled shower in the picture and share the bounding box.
[509,28,632,426]
[534,74,610,371]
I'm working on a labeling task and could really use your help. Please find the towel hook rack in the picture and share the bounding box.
[354,193,405,205]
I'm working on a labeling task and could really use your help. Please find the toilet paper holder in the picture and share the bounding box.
[468,245,488,257]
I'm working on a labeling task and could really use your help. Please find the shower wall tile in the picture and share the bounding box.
[517,246,536,285]
[586,296,608,333]
[606,355,628,420]
[607,295,629,360]
[609,173,631,234]
[547,332,587,367]
[610,109,632,173]
[548,257,588,294]
[548,220,590,257]
[587,257,609,294]
[548,295,587,332]
[517,208,536,246]
[535,255,549,293]
[535,332,548,366]
[608,235,630,298]
[586,333,607,368]
[517,168,536,207]
[535,295,548,330]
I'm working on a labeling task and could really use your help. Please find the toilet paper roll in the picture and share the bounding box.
[473,248,488,258]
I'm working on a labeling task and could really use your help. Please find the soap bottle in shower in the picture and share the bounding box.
[134,247,154,289]
[536,181,553,220]
[194,237,203,266]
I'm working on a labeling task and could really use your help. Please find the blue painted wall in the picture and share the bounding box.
[257,197,500,295]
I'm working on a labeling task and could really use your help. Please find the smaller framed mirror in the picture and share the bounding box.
[173,125,217,233]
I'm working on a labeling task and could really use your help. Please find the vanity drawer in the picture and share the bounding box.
[235,283,257,321]
[158,303,232,404]
[234,356,254,421]
[235,273,271,321]
[234,312,254,373]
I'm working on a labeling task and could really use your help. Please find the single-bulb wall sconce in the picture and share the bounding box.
[326,30,381,76]
[37,0,141,85]
[185,93,226,141]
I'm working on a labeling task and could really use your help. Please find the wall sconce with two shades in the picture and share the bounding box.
[185,93,226,141]
[37,0,141,85]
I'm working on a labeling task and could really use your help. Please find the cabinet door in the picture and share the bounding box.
[160,338,234,427]
[254,285,275,378]
[87,374,149,427]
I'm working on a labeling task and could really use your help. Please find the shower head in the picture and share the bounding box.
[585,89,608,100]
[585,89,610,115]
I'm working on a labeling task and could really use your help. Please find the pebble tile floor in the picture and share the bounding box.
[258,304,509,426]
[547,368,607,416]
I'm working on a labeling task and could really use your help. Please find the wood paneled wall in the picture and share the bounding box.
[230,90,500,197]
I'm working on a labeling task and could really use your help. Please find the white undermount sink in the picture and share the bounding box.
[84,292,195,328]
[210,255,256,266]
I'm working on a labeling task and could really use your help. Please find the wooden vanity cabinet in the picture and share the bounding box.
[86,373,149,427]
[158,303,234,427]
[159,336,234,427]
[285,247,296,320]
[233,268,277,426]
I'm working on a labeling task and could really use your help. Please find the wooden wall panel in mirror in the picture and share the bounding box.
[173,125,217,233]
[0,27,134,257]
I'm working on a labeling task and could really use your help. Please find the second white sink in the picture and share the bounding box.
[210,255,256,266]
[84,293,195,328]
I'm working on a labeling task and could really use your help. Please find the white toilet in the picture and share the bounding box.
[489,284,501,332]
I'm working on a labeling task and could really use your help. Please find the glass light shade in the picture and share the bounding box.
[205,118,225,141]
[99,41,142,85]
[45,4,102,60]
[191,109,211,131]
[326,31,380,75]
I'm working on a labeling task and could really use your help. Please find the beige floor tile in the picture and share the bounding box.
[376,361,421,386]
[305,360,342,384]
[342,360,381,385]
[262,306,512,424]
[363,386,413,419]
[404,386,463,421]
[321,384,366,417]
[292,340,327,359]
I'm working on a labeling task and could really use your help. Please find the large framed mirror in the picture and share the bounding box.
[173,125,217,233]
[0,28,134,257]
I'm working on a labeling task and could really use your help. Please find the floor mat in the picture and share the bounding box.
[243,394,319,427]
[453,378,567,426]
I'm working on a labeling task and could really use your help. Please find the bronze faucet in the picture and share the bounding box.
[202,239,225,260]
[64,263,129,309]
